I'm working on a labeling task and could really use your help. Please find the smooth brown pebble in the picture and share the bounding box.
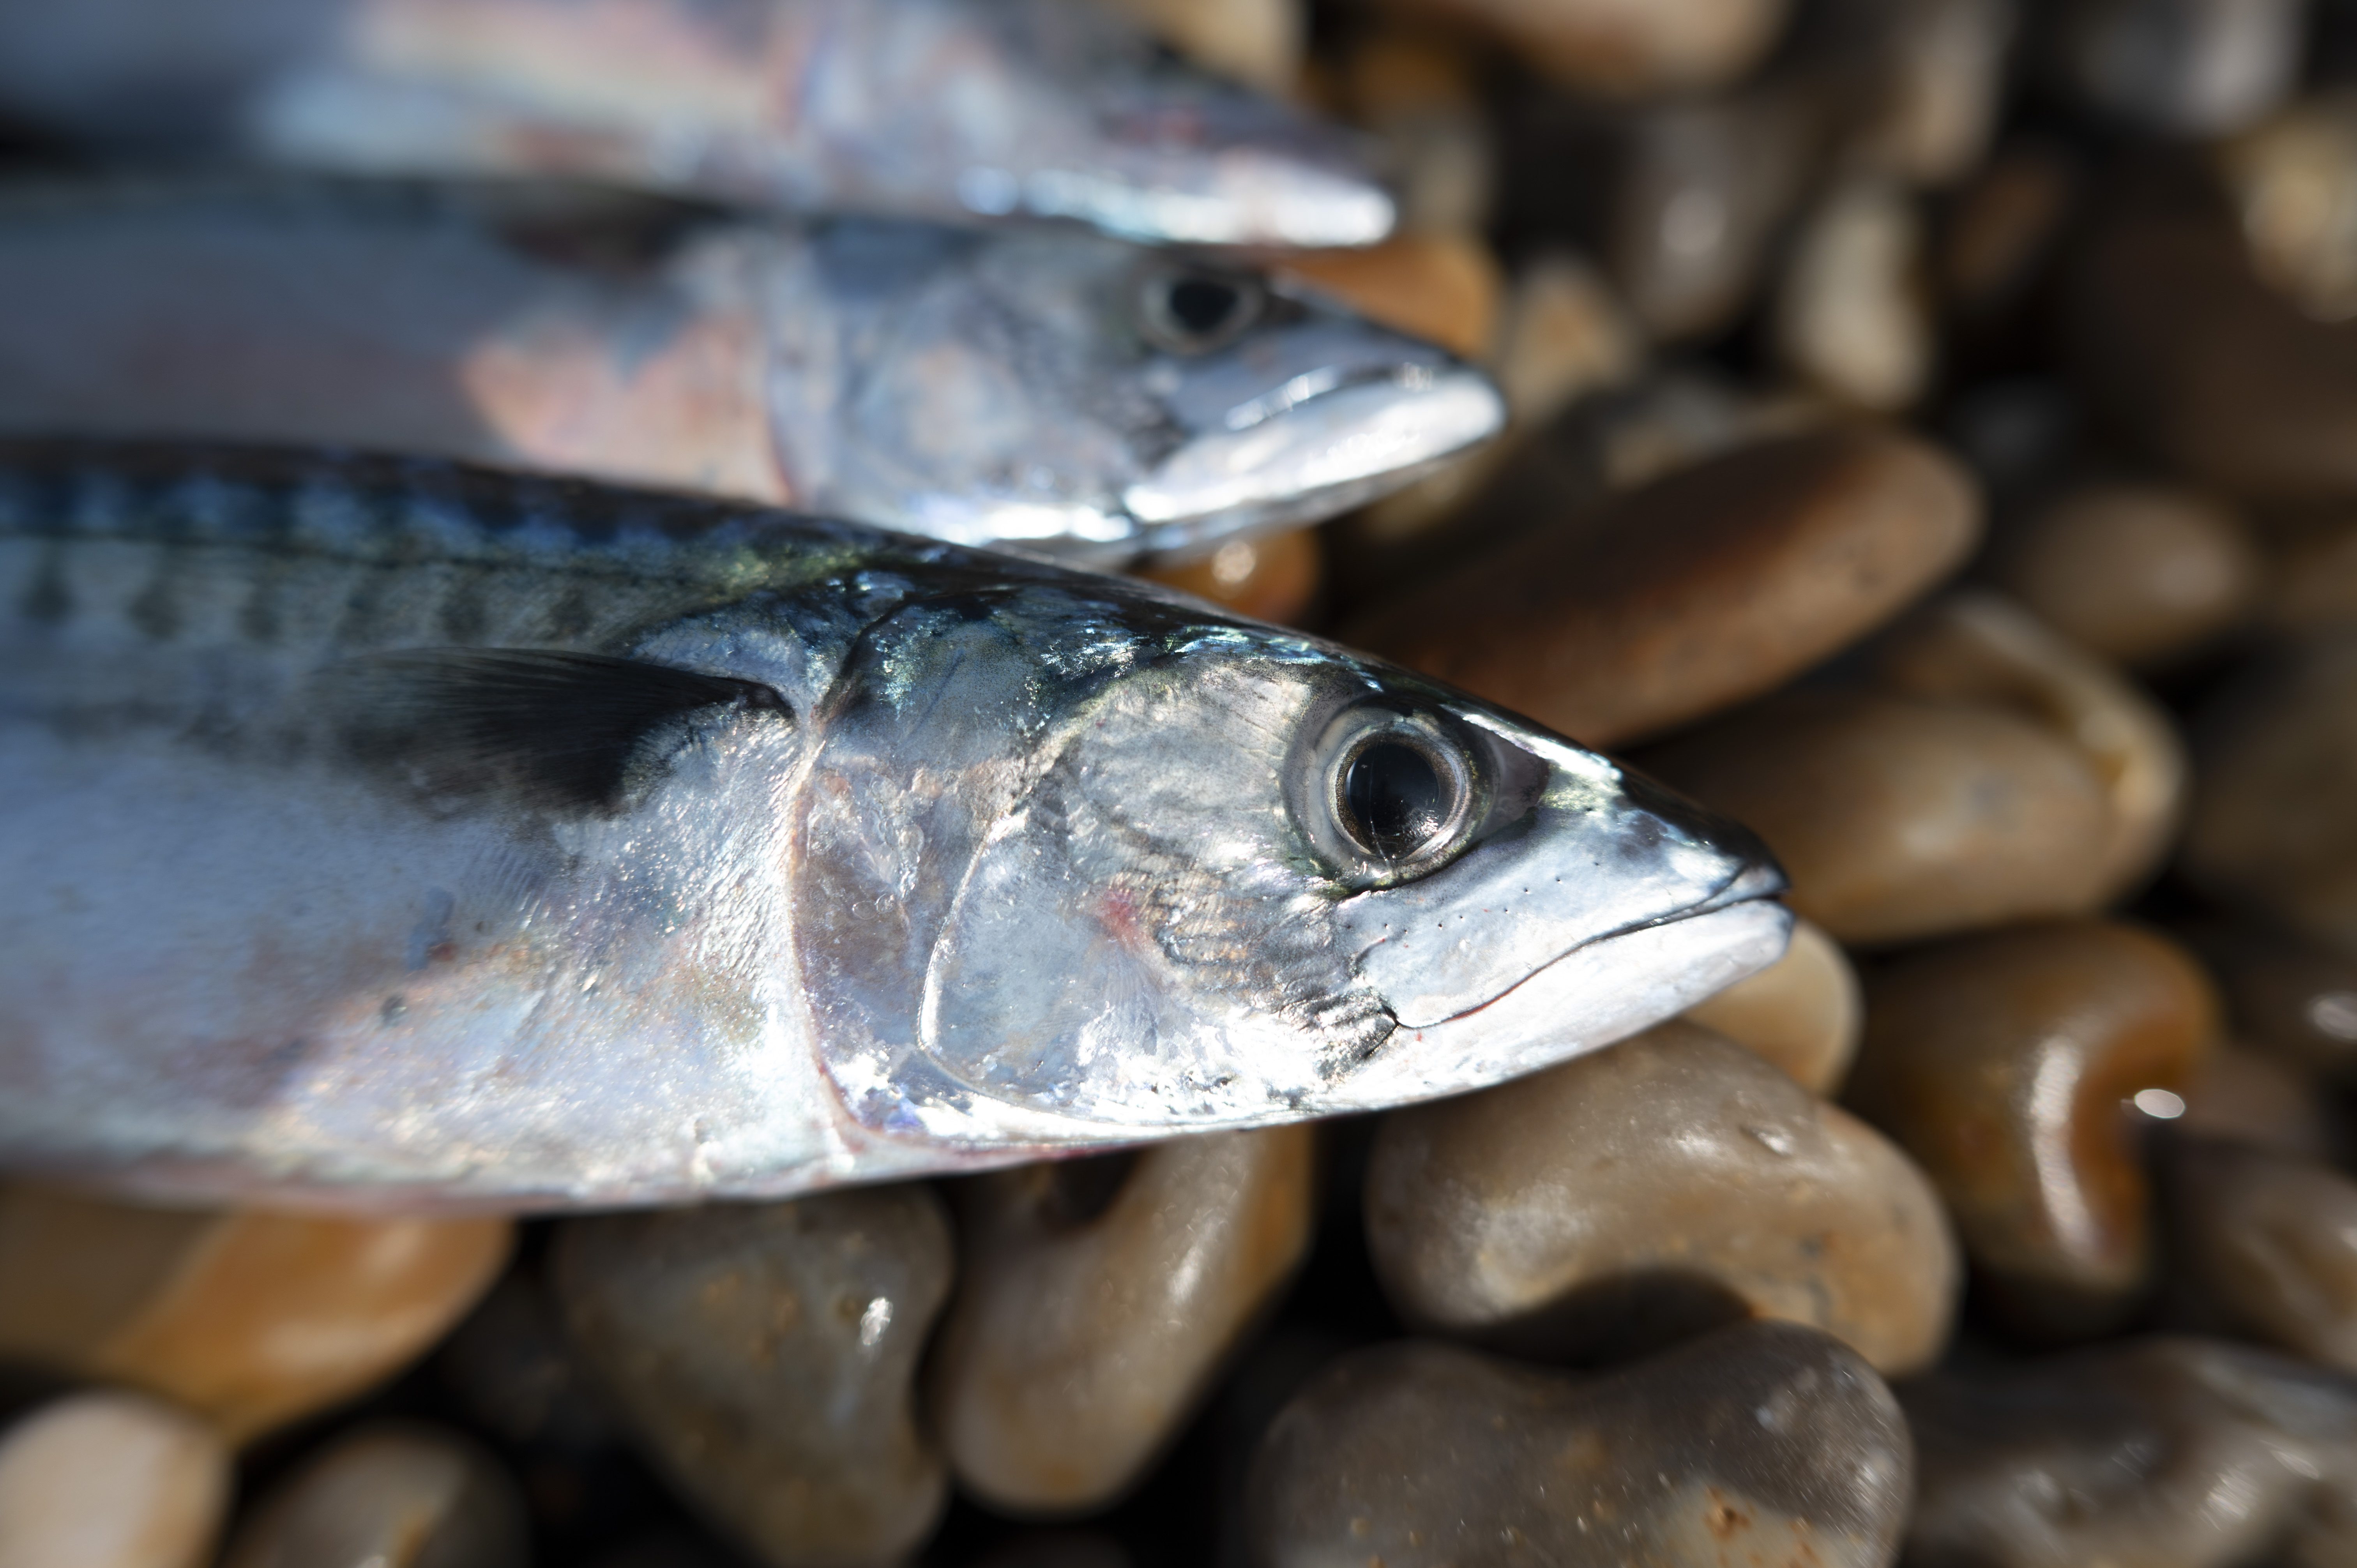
[223,1421,527,1568]
[1998,483,2260,665]
[2177,1040,2336,1157]
[1814,0,2016,186]
[1133,527,1318,626]
[1336,28,1494,240]
[0,1391,228,1568]
[1682,916,1862,1092]
[0,1185,511,1443]
[1345,429,1979,748]
[2184,632,2357,950]
[1276,232,1500,360]
[1392,0,1789,97]
[2196,919,2357,1077]
[1366,1019,1956,1374]
[1904,1337,2357,1568]
[1640,690,2112,944]
[1772,178,1933,411]
[2167,1137,2357,1370]
[1873,590,2187,902]
[1847,920,2219,1336]
[929,1127,1315,1513]
[2266,517,2357,632]
[1247,1320,1912,1568]
[2217,89,2357,321]
[550,1187,950,1568]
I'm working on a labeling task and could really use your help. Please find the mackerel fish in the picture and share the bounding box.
[0,0,1391,248]
[0,442,1790,1211]
[0,179,1500,563]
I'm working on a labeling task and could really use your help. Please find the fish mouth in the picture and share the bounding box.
[1120,364,1504,556]
[1320,890,1795,1113]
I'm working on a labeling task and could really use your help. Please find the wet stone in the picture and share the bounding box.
[929,1127,1315,1513]
[1247,1320,1912,1568]
[0,1185,512,1443]
[1344,429,1979,748]
[2177,1041,2338,1157]
[1847,920,2220,1337]
[2050,0,2309,135]
[432,1267,620,1452]
[1639,690,2112,945]
[1682,915,1862,1093]
[1996,483,2260,667]
[0,1390,228,1568]
[2217,90,2357,321]
[549,1186,952,1568]
[1873,590,2187,904]
[2185,633,2357,950]
[1366,1019,1957,1374]
[1904,1337,2357,1568]
[1276,232,1500,360]
[2166,1137,2357,1370]
[222,1421,528,1568]
[1133,528,1319,627]
[2197,920,2357,1077]
[1772,178,1933,411]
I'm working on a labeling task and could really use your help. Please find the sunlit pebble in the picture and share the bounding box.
[2132,1087,2187,1120]
[1210,539,1258,588]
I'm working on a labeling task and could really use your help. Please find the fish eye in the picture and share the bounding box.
[1317,709,1481,879]
[1138,267,1265,354]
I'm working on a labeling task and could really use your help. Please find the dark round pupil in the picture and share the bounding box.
[1166,277,1239,337]
[1345,741,1447,861]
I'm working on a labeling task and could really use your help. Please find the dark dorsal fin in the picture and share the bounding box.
[321,650,791,817]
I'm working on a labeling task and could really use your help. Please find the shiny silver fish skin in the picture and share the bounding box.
[0,178,1500,563]
[0,0,1392,248]
[0,442,1790,1213]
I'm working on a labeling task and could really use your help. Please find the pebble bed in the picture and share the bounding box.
[11,0,2357,1565]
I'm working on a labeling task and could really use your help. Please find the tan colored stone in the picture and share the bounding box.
[1848,920,2219,1336]
[1343,429,1979,748]
[1336,29,1494,239]
[930,1127,1315,1513]
[1874,591,2188,902]
[1276,233,1501,360]
[1387,0,1791,97]
[1998,484,2261,665]
[550,1187,951,1568]
[1133,527,1319,626]
[0,1391,227,1568]
[2167,1138,2357,1370]
[1820,0,2017,187]
[1639,691,2113,945]
[2185,633,2357,949]
[1772,179,1933,411]
[0,1186,511,1443]
[1682,916,1861,1093]
[1365,1020,1957,1375]
[223,1422,527,1568]
[1247,1322,1912,1568]
[2219,90,2357,322]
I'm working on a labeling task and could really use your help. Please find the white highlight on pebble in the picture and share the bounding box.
[2133,1087,2187,1120]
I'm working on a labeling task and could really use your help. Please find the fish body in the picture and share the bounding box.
[0,441,1789,1210]
[0,179,1500,562]
[0,0,1391,248]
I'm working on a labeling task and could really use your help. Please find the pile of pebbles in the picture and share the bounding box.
[16,0,2357,1564]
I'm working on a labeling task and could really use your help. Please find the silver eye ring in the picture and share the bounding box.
[1137,266,1265,355]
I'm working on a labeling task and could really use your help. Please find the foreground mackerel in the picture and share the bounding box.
[0,442,1789,1211]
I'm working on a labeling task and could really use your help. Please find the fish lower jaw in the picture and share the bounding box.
[1321,897,1795,1114]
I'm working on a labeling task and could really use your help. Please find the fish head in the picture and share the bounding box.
[765,224,1505,561]
[809,583,1788,1151]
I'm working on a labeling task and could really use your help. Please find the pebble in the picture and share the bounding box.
[2196,920,2357,1077]
[1814,0,2017,186]
[1246,1320,1912,1568]
[221,1422,528,1568]
[1087,0,1300,93]
[0,1185,511,1443]
[1772,178,1933,411]
[1276,232,1500,360]
[0,1391,228,1568]
[2184,633,2357,950]
[1903,1337,2357,1568]
[1682,916,1862,1093]
[549,1187,952,1568]
[1938,141,2079,322]
[1343,429,1979,747]
[2063,201,2357,502]
[1995,483,2260,666]
[2266,517,2357,632]
[1133,527,1320,625]
[1873,590,2187,903]
[2050,0,2309,135]
[929,1127,1315,1513]
[1639,691,2113,945]
[2177,1041,2338,1156]
[2165,1137,2357,1369]
[1332,29,1495,240]
[2216,90,2357,322]
[1366,1019,1957,1374]
[1845,920,2219,1335]
[1606,88,1820,341]
[1396,0,1790,97]
[431,1268,620,1452]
